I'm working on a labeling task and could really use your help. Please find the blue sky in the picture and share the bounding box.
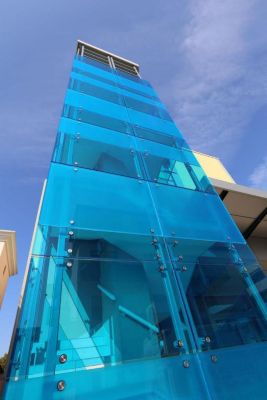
[0,0,266,355]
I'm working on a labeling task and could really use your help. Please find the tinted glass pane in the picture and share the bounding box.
[65,90,129,121]
[62,105,133,136]
[69,78,123,105]
[124,96,172,121]
[134,125,185,148]
[149,182,245,243]
[32,227,165,259]
[127,108,179,137]
[39,163,160,236]
[57,259,180,372]
[176,259,267,350]
[53,131,143,179]
[8,256,194,382]
[72,67,118,89]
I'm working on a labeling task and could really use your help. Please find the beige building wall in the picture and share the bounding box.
[193,151,235,184]
[0,231,17,308]
[0,243,9,307]
[194,151,267,272]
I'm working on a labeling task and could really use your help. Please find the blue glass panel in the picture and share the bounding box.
[53,131,142,179]
[65,90,129,121]
[138,141,214,192]
[172,240,267,351]
[74,58,157,99]
[57,259,180,370]
[32,227,164,259]
[69,78,123,105]
[72,67,118,89]
[69,77,169,121]
[119,82,159,101]
[127,108,180,137]
[62,105,133,136]
[149,182,245,242]
[123,96,172,121]
[4,355,210,400]
[72,69,162,107]
[138,140,194,162]
[199,343,267,400]
[115,69,153,90]
[7,256,193,378]
[115,72,158,98]
[39,163,160,236]
[74,58,117,84]
[134,124,187,149]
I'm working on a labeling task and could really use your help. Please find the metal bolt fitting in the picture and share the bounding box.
[57,380,65,391]
[66,261,72,268]
[183,360,190,368]
[68,231,74,236]
[178,340,184,348]
[159,265,165,272]
[178,256,183,261]
[211,355,218,363]
[69,220,75,225]
[67,249,73,254]
[205,336,211,343]
[59,354,67,364]
[182,266,187,272]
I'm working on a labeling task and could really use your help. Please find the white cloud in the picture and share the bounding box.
[169,0,267,159]
[249,156,267,190]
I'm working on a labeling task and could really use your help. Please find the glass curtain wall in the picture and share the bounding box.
[4,47,267,400]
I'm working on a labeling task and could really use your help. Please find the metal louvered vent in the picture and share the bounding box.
[76,40,140,77]
[83,46,110,66]
[112,57,138,76]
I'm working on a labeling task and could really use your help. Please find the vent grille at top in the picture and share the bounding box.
[77,41,140,77]
[83,47,110,66]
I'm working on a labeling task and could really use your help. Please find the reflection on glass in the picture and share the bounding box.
[57,258,179,372]
[174,241,267,350]
[54,132,143,179]
[8,256,181,379]
[143,153,214,193]
[62,104,133,136]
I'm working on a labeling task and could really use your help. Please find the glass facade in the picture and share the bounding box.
[4,44,267,400]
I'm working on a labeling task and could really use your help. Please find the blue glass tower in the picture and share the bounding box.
[4,41,267,399]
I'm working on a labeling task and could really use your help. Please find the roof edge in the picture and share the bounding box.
[211,178,267,200]
[77,40,140,70]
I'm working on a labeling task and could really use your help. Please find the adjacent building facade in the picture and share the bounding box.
[4,42,267,399]
[0,230,17,308]
[196,152,267,272]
